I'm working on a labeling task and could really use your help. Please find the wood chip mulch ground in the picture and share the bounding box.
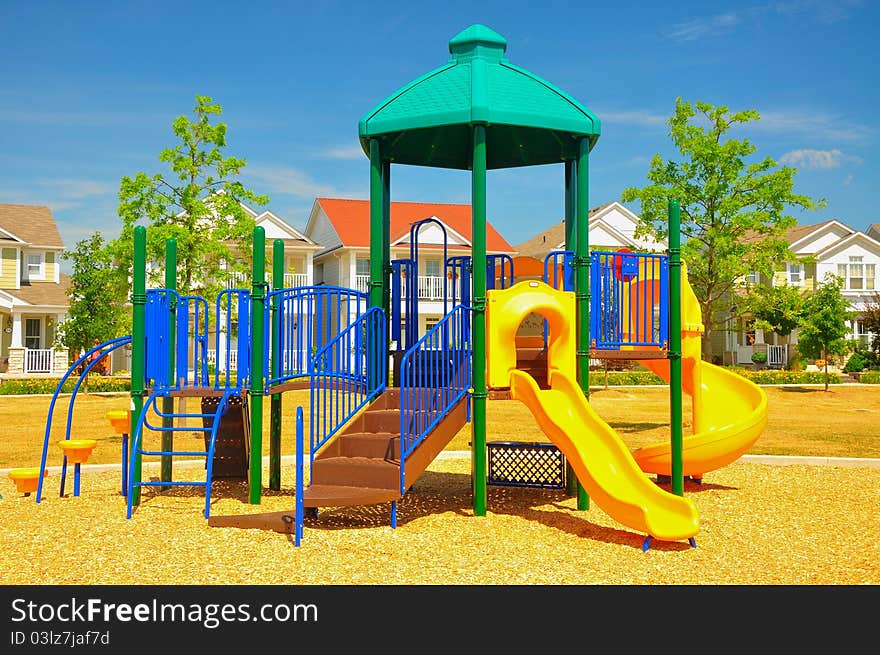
[2,458,877,585]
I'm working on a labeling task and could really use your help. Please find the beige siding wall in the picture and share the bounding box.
[43,251,57,283]
[803,262,816,291]
[0,248,17,288]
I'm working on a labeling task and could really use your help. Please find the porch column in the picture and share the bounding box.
[10,313,22,347]
[306,253,314,286]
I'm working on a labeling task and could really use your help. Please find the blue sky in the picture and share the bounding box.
[1,0,875,271]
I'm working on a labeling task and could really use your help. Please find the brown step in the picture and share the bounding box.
[325,432,400,459]
[515,346,548,363]
[310,455,399,489]
[302,484,400,508]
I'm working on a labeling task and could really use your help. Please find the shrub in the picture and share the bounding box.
[727,367,842,385]
[751,351,767,365]
[860,371,880,384]
[0,376,130,395]
[589,371,665,386]
[843,352,868,373]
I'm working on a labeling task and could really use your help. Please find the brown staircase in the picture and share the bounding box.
[302,386,468,508]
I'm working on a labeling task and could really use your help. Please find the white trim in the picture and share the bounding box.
[24,251,45,281]
[0,226,25,242]
[812,230,880,259]
[254,209,319,245]
[788,219,854,251]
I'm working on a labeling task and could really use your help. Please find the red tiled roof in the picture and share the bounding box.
[316,198,514,252]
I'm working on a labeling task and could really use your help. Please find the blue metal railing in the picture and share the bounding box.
[543,250,574,291]
[399,304,471,494]
[176,294,210,387]
[214,289,251,390]
[391,259,417,352]
[487,253,514,290]
[294,405,304,546]
[446,255,471,308]
[590,250,669,349]
[309,307,386,465]
[35,335,133,503]
[266,285,367,388]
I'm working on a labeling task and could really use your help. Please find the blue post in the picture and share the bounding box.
[295,405,304,546]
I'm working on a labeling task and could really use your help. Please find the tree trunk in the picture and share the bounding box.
[823,346,828,392]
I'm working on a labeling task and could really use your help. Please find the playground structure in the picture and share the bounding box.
[28,24,768,550]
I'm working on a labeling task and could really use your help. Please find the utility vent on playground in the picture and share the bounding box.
[487,441,567,489]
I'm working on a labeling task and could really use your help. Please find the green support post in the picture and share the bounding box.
[269,238,284,491]
[668,199,684,497]
[130,226,147,506]
[381,159,392,382]
[563,161,584,501]
[471,124,488,517]
[369,139,384,311]
[249,226,266,504]
[161,239,176,483]
[574,139,590,510]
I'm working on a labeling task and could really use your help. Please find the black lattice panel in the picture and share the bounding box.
[487,441,567,489]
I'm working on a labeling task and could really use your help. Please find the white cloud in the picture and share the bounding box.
[843,174,854,185]
[751,109,872,142]
[36,178,117,199]
[667,11,740,41]
[244,164,341,199]
[321,145,367,160]
[779,148,862,169]
[595,109,667,127]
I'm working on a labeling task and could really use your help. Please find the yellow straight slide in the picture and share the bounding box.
[510,368,700,542]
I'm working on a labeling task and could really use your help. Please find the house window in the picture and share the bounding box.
[424,260,441,277]
[786,263,802,286]
[356,258,370,276]
[26,253,45,280]
[745,270,759,285]
[838,257,874,290]
[424,316,440,334]
[24,318,41,349]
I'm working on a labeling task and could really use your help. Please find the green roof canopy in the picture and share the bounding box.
[358,24,601,170]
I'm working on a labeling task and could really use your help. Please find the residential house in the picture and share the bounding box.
[513,201,665,260]
[304,198,515,337]
[225,201,322,290]
[721,219,880,367]
[0,204,70,375]
[513,201,666,348]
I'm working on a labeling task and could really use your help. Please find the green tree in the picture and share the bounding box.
[57,231,129,360]
[797,275,854,391]
[862,292,880,359]
[744,282,805,365]
[112,95,268,298]
[622,98,825,359]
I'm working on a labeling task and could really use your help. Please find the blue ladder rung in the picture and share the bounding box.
[142,423,214,433]
[138,450,209,457]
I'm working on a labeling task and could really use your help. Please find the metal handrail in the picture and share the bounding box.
[399,305,471,494]
[309,307,386,465]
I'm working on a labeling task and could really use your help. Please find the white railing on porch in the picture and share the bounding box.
[355,274,455,301]
[207,349,238,371]
[767,345,787,368]
[226,272,310,289]
[25,348,54,374]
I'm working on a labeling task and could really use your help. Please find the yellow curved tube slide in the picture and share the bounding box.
[510,368,699,542]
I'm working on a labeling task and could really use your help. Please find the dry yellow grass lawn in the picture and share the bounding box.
[2,384,878,470]
[1,386,878,585]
